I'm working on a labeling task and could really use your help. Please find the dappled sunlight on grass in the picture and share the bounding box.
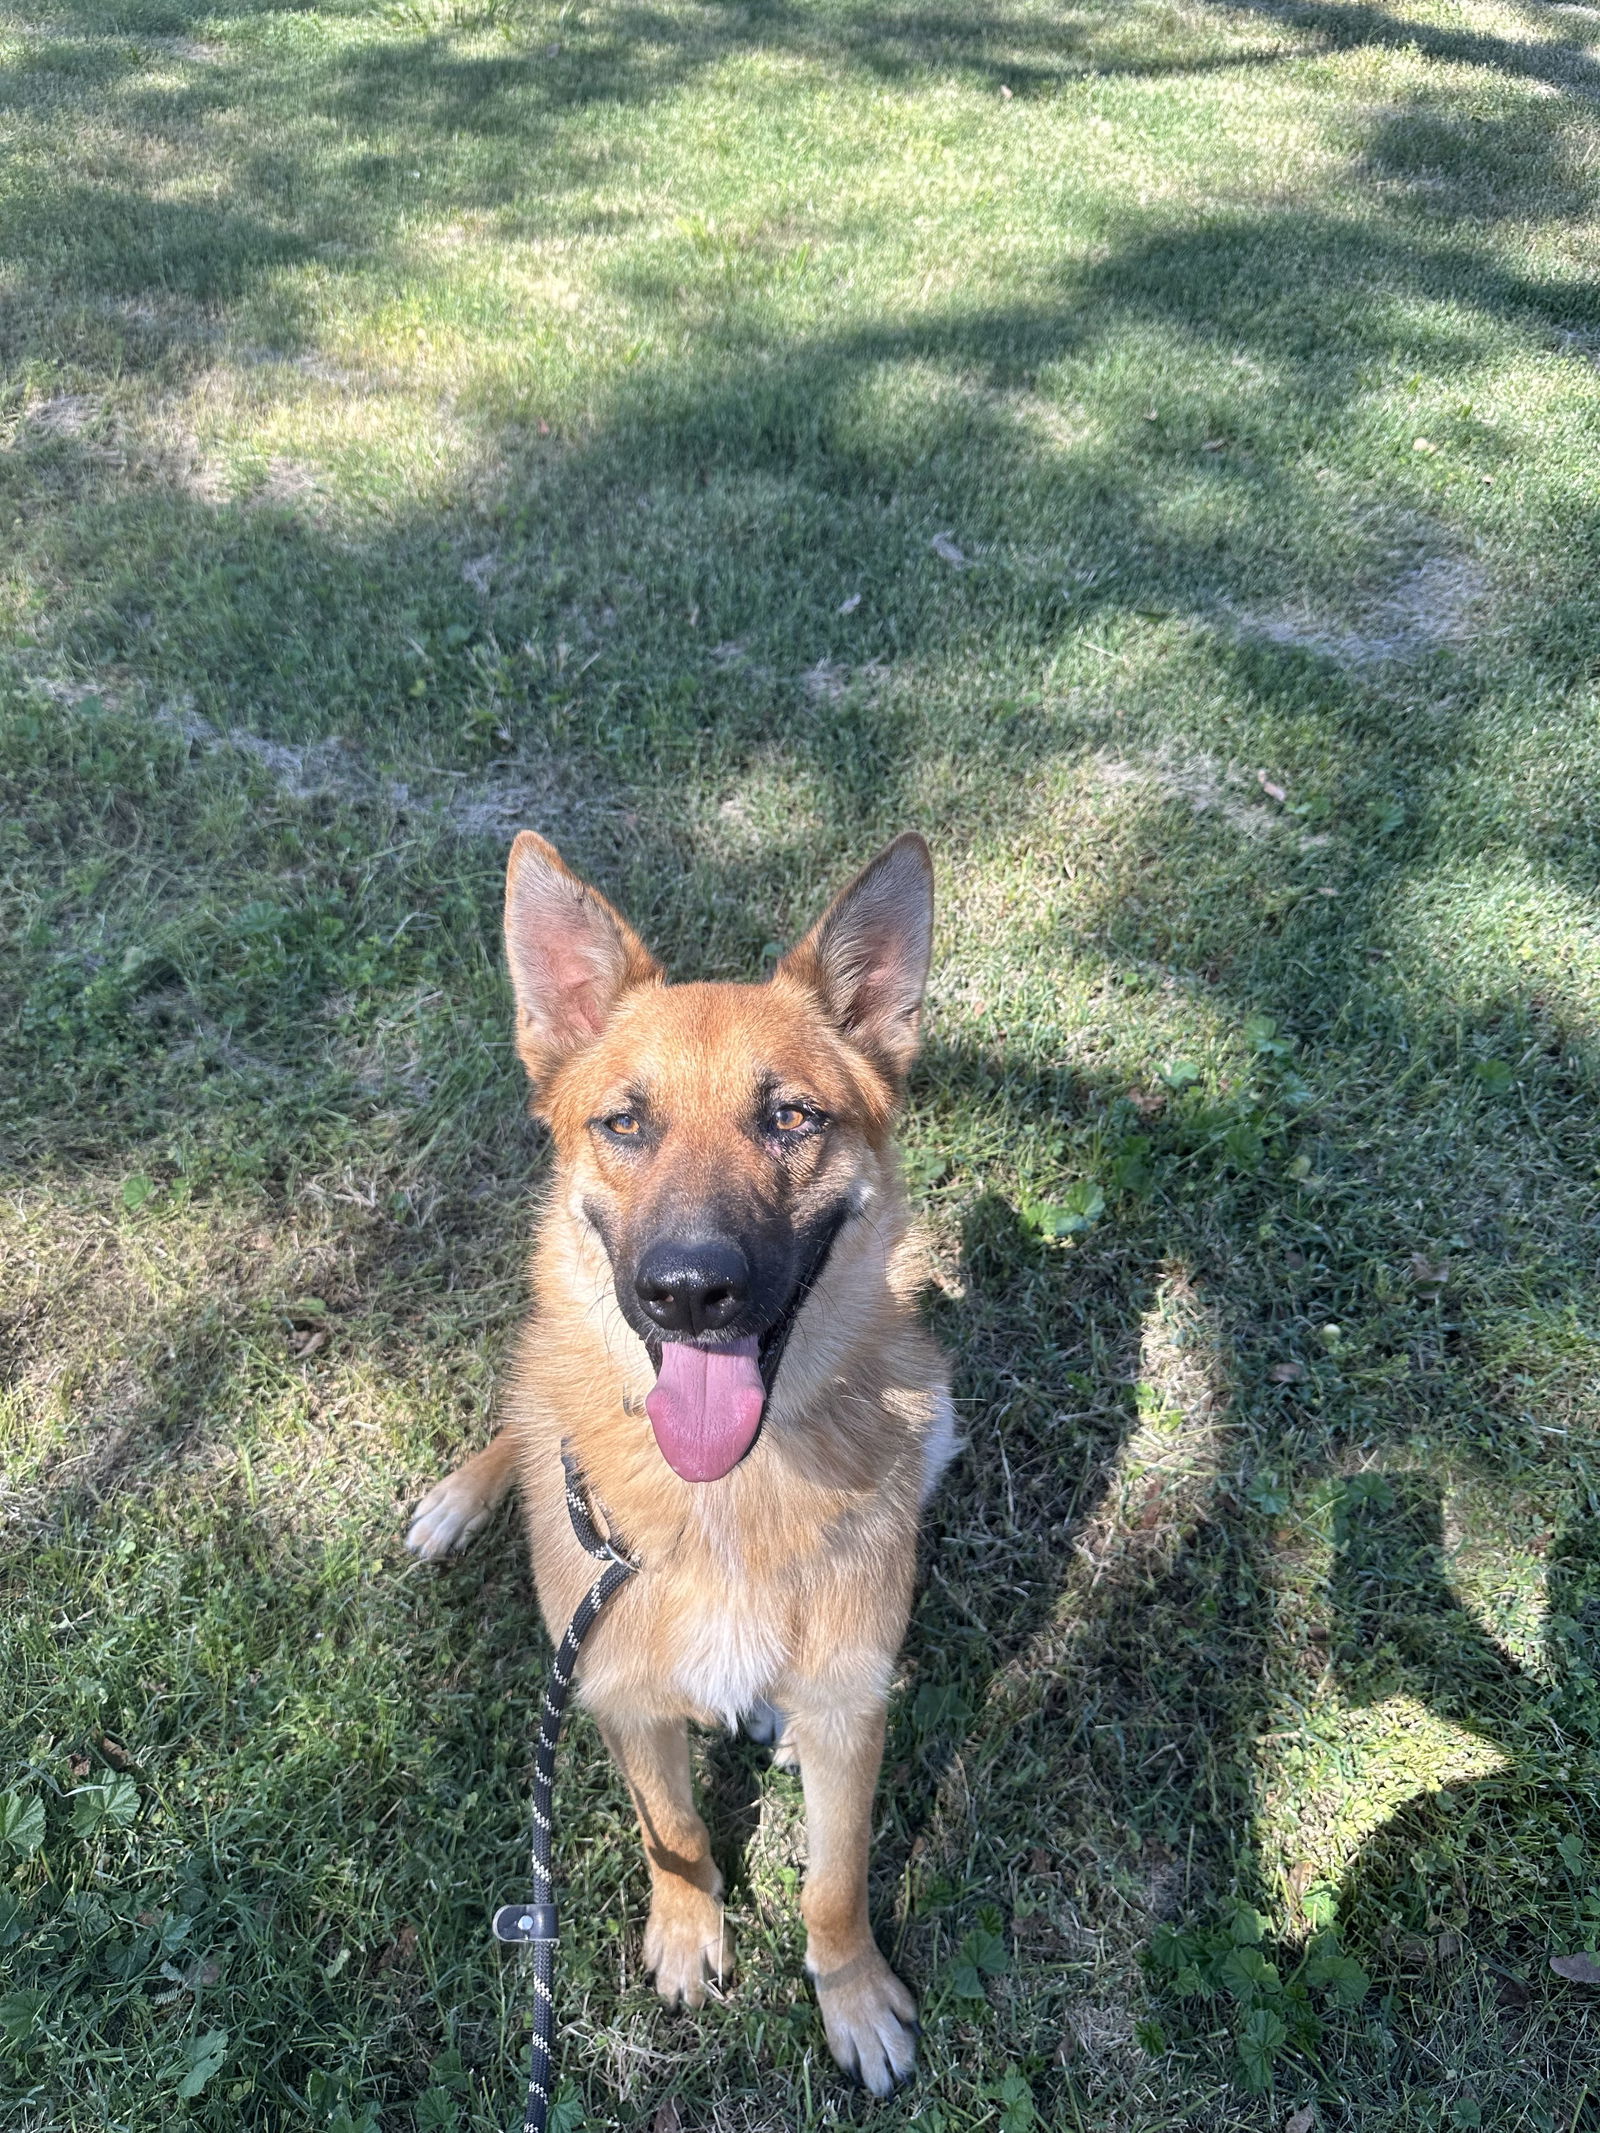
[1385,865,1600,1042]
[1257,1693,1511,1935]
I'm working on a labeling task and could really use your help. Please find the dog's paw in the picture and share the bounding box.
[642,1884,728,2009]
[811,1947,918,2097]
[405,1472,496,1560]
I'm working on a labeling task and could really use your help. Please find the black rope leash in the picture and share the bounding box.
[491,1447,639,2133]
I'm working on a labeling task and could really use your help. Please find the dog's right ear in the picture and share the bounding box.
[503,832,662,1087]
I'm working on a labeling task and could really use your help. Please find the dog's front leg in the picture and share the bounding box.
[790,1700,917,2096]
[405,1431,519,1559]
[599,1714,728,2007]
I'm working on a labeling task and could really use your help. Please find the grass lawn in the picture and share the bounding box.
[4,0,1600,2121]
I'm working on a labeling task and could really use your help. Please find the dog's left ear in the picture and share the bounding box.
[777,833,934,1081]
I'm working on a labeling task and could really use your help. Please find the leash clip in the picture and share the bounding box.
[492,1902,558,1945]
[559,1443,639,1575]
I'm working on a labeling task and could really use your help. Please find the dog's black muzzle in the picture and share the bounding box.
[606,1198,855,1395]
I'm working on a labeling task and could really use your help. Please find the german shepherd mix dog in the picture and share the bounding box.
[406,830,957,2095]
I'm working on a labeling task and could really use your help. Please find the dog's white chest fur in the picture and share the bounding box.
[670,1594,786,1729]
[663,1491,788,1725]
[665,1389,958,1727]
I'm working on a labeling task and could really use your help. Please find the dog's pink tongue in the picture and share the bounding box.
[645,1337,766,1482]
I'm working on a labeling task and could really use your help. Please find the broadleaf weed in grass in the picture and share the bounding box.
[1146,1905,1377,2093]
[0,1794,46,1859]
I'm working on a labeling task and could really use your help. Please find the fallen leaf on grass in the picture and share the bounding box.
[1269,1361,1307,1383]
[378,1923,419,1971]
[1285,2108,1317,2133]
[1257,770,1288,803]
[930,532,968,568]
[1551,1953,1600,1983]
[1136,1476,1168,1530]
[291,1329,329,1358]
[838,591,862,614]
[1408,1252,1450,1295]
[1201,438,1227,452]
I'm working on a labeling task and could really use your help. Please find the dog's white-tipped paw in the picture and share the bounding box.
[405,1474,495,1560]
[812,1948,918,2096]
[642,1887,729,2009]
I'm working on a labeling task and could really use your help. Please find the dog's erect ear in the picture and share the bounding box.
[503,832,662,1085]
[777,833,934,1080]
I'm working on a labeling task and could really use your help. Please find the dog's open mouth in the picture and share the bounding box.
[638,1203,852,1483]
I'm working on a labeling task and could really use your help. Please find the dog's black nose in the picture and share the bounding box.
[634,1238,752,1337]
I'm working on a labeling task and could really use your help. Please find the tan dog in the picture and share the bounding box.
[406,830,956,2094]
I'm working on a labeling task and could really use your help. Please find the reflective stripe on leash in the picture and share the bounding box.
[493,1443,638,2133]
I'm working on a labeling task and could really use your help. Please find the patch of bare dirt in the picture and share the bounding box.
[1092,749,1283,839]
[251,456,325,515]
[801,656,886,704]
[157,705,371,799]
[1236,556,1489,667]
[444,774,562,841]
[22,393,101,438]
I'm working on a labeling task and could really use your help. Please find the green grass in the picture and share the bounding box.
[3,0,1600,2122]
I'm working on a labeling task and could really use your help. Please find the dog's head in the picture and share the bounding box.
[503,832,934,1482]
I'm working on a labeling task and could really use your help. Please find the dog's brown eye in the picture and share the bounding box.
[772,1105,809,1133]
[604,1113,640,1137]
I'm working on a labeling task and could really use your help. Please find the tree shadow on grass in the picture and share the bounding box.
[1229,0,1600,103]
[6,750,1599,2123]
[1324,1478,1600,2117]
[9,0,1595,367]
[7,415,1600,2111]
